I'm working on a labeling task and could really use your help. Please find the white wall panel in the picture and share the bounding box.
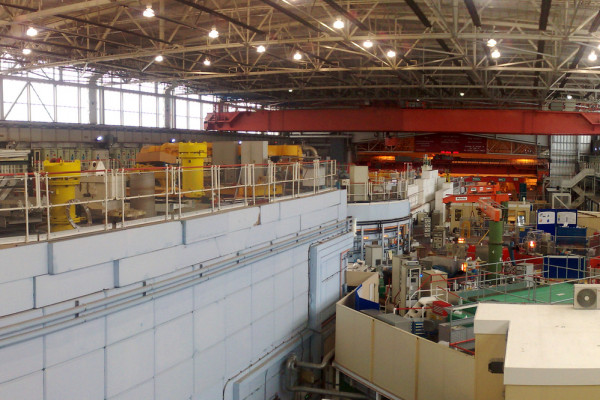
[0,371,43,400]
[155,314,193,373]
[0,338,43,384]
[155,359,194,400]
[45,318,105,367]
[106,330,155,398]
[0,278,34,315]
[46,350,105,400]
[0,190,349,400]
[0,243,48,284]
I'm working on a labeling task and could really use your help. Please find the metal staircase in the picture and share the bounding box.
[559,168,595,189]
[557,168,599,209]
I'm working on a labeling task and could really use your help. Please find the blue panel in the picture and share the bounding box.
[556,226,586,246]
[354,286,380,311]
[537,209,557,236]
[543,256,586,279]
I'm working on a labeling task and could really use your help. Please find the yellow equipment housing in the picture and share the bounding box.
[268,145,303,160]
[43,160,81,231]
[179,142,208,198]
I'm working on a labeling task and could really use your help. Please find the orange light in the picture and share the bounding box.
[373,156,396,162]
[460,262,468,272]
[363,236,369,240]
[458,237,465,244]
[383,234,389,238]
[529,240,536,248]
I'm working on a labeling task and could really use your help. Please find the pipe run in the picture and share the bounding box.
[0,219,351,347]
[285,350,367,400]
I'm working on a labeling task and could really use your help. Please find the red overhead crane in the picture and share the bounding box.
[205,108,600,135]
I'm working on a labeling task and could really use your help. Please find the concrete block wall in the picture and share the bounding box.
[0,190,350,400]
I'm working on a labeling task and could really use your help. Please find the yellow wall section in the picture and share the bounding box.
[475,334,507,400]
[506,385,600,400]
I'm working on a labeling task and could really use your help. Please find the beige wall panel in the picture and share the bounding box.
[335,304,373,381]
[418,339,475,400]
[578,213,600,233]
[372,321,417,400]
[81,130,92,142]
[475,334,506,400]
[30,128,41,141]
[68,129,82,142]
[21,128,34,141]
[7,127,19,141]
[347,271,380,303]
[506,385,600,400]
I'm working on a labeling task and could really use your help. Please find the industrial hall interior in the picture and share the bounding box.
[7,0,600,400]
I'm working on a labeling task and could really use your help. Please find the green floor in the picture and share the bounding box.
[477,282,574,304]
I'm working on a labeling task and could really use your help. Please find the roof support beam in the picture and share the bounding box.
[321,0,369,31]
[533,0,551,90]
[258,0,323,33]
[171,0,265,35]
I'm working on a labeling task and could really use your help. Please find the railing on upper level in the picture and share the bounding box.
[0,160,337,245]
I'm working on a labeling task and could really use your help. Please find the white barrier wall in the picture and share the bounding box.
[0,190,352,400]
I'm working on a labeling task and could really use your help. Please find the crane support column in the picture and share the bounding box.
[488,220,503,273]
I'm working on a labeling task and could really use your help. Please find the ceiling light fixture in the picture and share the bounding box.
[257,45,266,53]
[589,51,598,62]
[487,38,497,47]
[208,27,219,39]
[363,40,373,48]
[203,58,211,66]
[460,92,465,97]
[491,48,501,59]
[333,18,344,29]
[154,54,163,62]
[22,48,31,55]
[386,49,396,58]
[143,5,155,18]
[293,51,302,60]
[567,94,573,100]
[26,27,38,37]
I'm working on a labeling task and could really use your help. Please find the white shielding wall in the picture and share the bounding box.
[0,190,351,400]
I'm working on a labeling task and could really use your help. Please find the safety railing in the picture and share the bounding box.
[346,179,409,203]
[0,160,337,245]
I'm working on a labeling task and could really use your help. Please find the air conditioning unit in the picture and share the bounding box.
[573,284,600,309]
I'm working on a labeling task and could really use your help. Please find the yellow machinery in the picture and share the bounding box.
[268,144,303,160]
[179,142,208,198]
[43,160,81,231]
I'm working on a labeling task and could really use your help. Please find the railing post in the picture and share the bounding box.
[210,165,215,213]
[217,165,221,210]
[121,169,126,226]
[165,166,169,221]
[251,164,256,205]
[45,172,51,237]
[34,172,41,208]
[243,165,248,206]
[293,163,298,197]
[178,166,182,219]
[23,172,29,242]
[103,169,108,231]
[313,159,318,194]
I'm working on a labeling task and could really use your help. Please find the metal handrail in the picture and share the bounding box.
[0,160,337,245]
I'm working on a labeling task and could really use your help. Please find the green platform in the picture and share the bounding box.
[478,282,574,304]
